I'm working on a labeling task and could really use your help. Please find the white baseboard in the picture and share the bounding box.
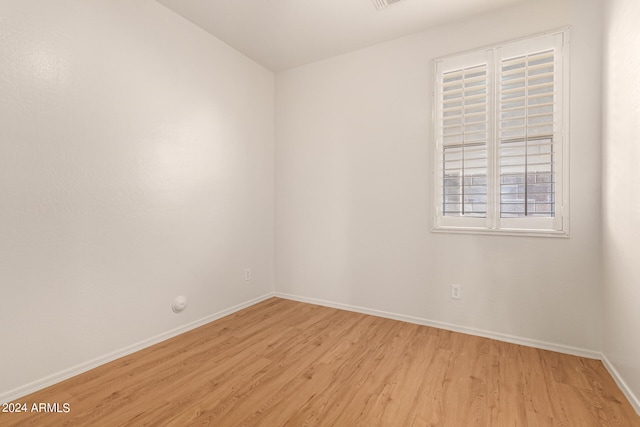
[601,354,640,417]
[274,292,602,360]
[0,293,275,404]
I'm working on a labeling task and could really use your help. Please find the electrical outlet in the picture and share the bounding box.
[244,268,252,281]
[451,284,461,299]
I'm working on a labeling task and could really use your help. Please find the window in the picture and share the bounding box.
[433,29,570,237]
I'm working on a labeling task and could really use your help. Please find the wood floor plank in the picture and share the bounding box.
[2,297,638,426]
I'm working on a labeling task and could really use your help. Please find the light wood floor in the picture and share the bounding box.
[2,297,639,426]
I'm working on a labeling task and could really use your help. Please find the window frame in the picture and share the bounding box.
[432,28,570,238]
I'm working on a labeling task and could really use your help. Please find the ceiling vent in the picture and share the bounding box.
[372,0,404,10]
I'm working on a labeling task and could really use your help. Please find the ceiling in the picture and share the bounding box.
[155,0,527,72]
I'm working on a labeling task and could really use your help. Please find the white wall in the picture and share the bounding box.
[5,0,632,410]
[0,0,274,399]
[276,0,603,353]
[602,0,640,412]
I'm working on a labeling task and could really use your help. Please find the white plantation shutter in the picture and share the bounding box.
[441,64,489,218]
[498,49,556,219]
[434,29,569,236]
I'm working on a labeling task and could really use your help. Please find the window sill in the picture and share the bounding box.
[431,226,569,238]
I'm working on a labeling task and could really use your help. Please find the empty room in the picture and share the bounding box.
[1,0,639,425]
